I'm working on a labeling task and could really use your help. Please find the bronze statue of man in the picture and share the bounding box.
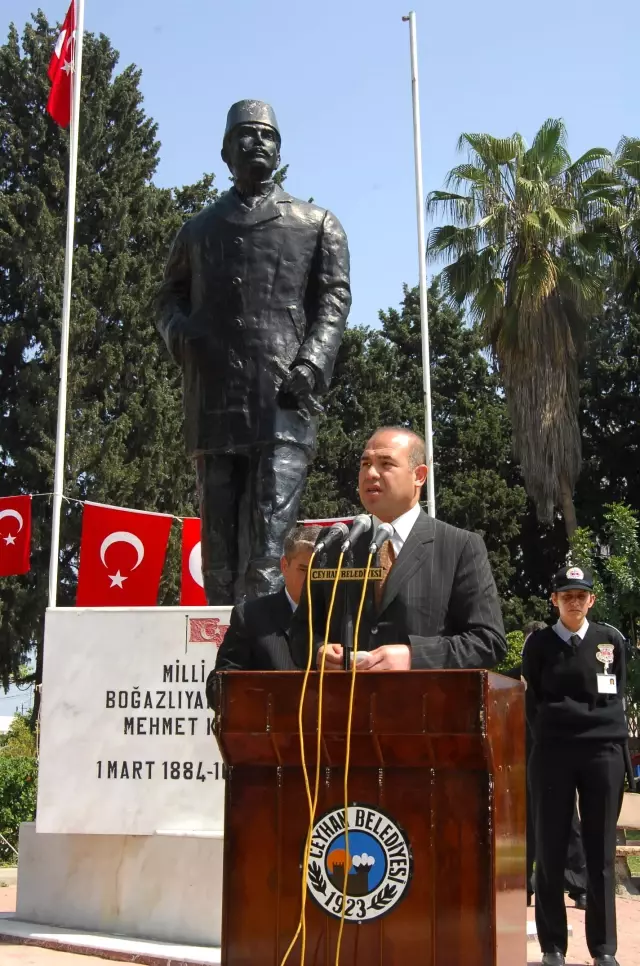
[157,100,351,604]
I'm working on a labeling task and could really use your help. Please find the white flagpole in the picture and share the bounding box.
[402,11,436,517]
[48,0,85,608]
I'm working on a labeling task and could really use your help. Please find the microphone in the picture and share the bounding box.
[340,514,372,553]
[369,522,394,555]
[313,522,349,556]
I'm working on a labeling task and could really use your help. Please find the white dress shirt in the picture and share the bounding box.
[285,588,297,612]
[373,502,421,558]
[552,618,589,642]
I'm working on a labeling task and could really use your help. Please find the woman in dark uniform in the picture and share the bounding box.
[505,621,588,908]
[522,565,627,966]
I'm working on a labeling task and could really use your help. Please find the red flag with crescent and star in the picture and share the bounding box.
[76,503,173,606]
[47,1,76,128]
[180,518,207,606]
[0,495,32,577]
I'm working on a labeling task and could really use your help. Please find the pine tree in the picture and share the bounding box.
[578,293,640,527]
[0,14,216,710]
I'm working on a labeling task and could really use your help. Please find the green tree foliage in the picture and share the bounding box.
[569,503,640,735]
[578,294,640,526]
[0,14,215,710]
[0,757,37,862]
[0,714,37,758]
[613,137,640,305]
[569,503,640,642]
[427,120,616,536]
[494,631,525,673]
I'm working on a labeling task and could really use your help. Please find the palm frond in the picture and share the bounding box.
[523,212,542,231]
[445,164,494,192]
[541,205,578,234]
[457,132,525,166]
[529,118,567,157]
[515,176,552,211]
[582,197,624,227]
[581,170,620,191]
[525,119,570,176]
[439,246,498,305]
[469,278,505,329]
[426,190,475,225]
[567,147,612,182]
[513,252,558,310]
[427,224,482,261]
[615,136,640,183]
[571,226,617,259]
[557,260,603,312]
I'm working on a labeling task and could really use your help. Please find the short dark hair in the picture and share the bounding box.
[283,525,321,560]
[368,426,426,470]
[523,620,547,638]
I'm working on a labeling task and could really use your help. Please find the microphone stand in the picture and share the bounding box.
[341,546,354,671]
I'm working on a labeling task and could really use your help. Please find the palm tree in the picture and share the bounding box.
[427,119,614,536]
[613,136,640,304]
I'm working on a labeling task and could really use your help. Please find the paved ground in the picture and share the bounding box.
[0,947,103,964]
[527,893,640,966]
[0,884,101,963]
[0,886,638,963]
[0,885,18,914]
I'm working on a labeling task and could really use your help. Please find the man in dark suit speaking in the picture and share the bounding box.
[211,525,322,685]
[290,427,506,671]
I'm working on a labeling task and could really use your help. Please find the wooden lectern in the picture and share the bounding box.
[214,670,526,966]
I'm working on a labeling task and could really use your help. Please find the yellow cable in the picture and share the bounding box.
[334,551,374,966]
[279,549,345,966]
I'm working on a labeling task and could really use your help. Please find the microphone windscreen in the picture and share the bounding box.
[369,522,394,554]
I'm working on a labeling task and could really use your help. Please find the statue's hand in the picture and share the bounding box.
[280,363,316,401]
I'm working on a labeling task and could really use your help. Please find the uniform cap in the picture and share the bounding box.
[552,565,594,592]
[223,100,280,143]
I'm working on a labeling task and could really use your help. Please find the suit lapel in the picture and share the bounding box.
[218,184,289,227]
[272,588,294,639]
[378,510,435,615]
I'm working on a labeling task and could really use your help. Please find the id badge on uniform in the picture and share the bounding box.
[597,674,617,694]
[596,643,616,693]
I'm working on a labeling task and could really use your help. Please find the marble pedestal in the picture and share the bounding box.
[16,822,223,946]
[22,607,231,950]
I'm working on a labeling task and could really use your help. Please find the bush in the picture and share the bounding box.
[494,630,524,673]
[0,757,37,863]
[0,714,37,758]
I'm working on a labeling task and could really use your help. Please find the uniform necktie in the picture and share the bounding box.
[570,634,582,651]
[375,538,396,607]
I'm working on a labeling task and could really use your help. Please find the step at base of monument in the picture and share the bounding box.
[0,914,220,965]
[0,913,564,957]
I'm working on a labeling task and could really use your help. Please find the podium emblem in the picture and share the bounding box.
[306,804,413,922]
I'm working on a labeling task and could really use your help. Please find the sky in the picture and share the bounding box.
[5,0,640,331]
[1,1,638,712]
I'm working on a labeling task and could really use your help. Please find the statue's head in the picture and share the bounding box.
[222,100,281,183]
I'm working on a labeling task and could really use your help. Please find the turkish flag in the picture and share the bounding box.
[0,496,32,577]
[76,503,173,606]
[180,518,207,606]
[47,2,76,128]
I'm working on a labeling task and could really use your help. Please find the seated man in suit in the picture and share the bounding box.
[210,524,322,688]
[290,426,506,671]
